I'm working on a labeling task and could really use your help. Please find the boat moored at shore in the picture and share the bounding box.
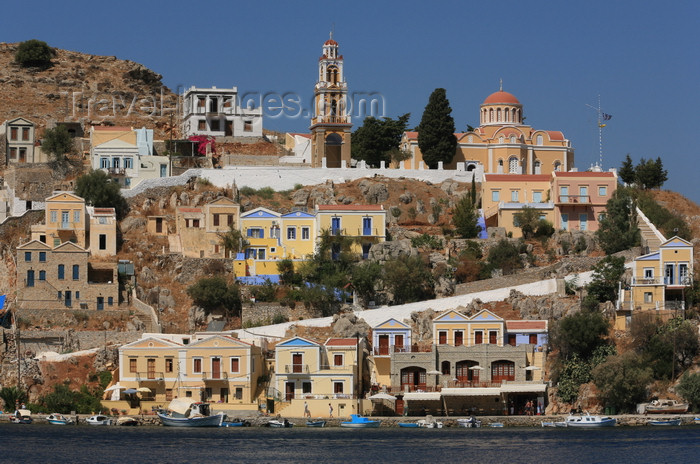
[565,413,616,427]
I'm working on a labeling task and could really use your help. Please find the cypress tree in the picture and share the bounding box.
[618,154,635,185]
[417,88,457,168]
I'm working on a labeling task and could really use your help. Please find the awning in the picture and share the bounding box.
[500,383,547,393]
[368,392,397,401]
[440,387,501,397]
[403,392,441,401]
[167,397,194,415]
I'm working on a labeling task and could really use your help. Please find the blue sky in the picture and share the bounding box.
[3,0,699,203]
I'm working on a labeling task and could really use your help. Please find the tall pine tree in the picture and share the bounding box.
[619,154,635,185]
[417,88,457,168]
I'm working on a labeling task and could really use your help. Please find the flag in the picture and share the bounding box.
[602,113,612,121]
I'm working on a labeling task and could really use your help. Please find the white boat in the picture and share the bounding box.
[541,421,567,427]
[47,413,73,425]
[457,417,482,428]
[645,399,689,414]
[565,413,616,428]
[86,414,112,426]
[10,409,33,424]
[157,399,225,427]
[340,414,380,428]
[268,419,294,428]
[416,415,443,428]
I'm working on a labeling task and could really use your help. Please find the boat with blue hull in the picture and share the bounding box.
[565,413,616,428]
[47,413,73,425]
[340,415,380,428]
[648,418,681,426]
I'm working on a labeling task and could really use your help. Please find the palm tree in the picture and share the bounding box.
[217,224,249,258]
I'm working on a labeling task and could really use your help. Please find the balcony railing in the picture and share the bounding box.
[557,195,590,204]
[201,371,229,381]
[632,277,663,285]
[373,345,420,356]
[284,364,310,374]
[136,371,165,381]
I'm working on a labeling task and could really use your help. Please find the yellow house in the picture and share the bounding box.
[617,236,694,329]
[315,204,386,258]
[31,192,88,248]
[371,318,412,388]
[280,210,316,259]
[481,174,554,238]
[272,336,367,418]
[110,332,264,415]
[87,206,118,257]
[400,89,574,172]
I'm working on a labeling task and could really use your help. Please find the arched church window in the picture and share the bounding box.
[489,109,493,122]
[536,134,543,145]
[499,136,504,144]
[512,108,517,123]
[510,135,516,144]
[509,156,519,173]
[497,159,504,174]
[497,108,501,122]
[554,161,561,172]
[534,160,541,174]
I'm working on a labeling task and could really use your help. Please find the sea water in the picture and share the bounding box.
[2,423,699,463]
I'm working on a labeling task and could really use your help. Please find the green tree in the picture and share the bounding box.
[592,352,653,412]
[277,259,301,286]
[586,255,626,303]
[384,254,434,305]
[14,39,54,68]
[42,125,74,161]
[39,384,104,414]
[513,206,542,239]
[618,154,635,185]
[452,194,481,238]
[351,113,410,167]
[482,239,523,276]
[677,372,700,412]
[635,157,668,189]
[75,170,129,219]
[351,260,384,306]
[187,276,242,318]
[596,187,640,254]
[0,386,27,411]
[550,309,610,360]
[417,88,457,168]
[218,224,248,257]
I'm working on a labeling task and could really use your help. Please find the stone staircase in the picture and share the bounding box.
[636,207,665,253]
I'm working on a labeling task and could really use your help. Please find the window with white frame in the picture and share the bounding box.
[287,227,296,240]
[533,191,542,203]
[333,353,344,367]
[333,381,344,394]
[193,357,202,373]
[644,268,654,279]
[492,190,500,202]
[301,227,310,240]
[510,190,519,202]
[598,185,607,197]
[644,292,653,303]
[230,357,240,373]
[508,157,519,173]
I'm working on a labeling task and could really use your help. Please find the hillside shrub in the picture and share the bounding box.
[15,39,54,68]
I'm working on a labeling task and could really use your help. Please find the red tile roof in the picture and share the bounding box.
[483,91,520,105]
[553,171,615,178]
[484,174,551,182]
[325,338,359,346]
[178,207,202,213]
[546,131,565,141]
[317,205,384,211]
[506,320,547,331]
[404,131,418,140]
[93,207,115,215]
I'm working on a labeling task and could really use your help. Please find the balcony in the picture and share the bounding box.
[136,371,164,381]
[373,345,417,356]
[108,167,126,176]
[284,364,310,374]
[201,371,229,381]
[632,277,663,285]
[557,195,590,205]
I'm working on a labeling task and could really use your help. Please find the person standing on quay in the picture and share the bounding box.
[329,403,333,418]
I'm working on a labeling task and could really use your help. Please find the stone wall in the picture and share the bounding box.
[241,303,290,327]
[9,328,141,353]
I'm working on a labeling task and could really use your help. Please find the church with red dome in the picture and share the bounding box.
[401,87,574,174]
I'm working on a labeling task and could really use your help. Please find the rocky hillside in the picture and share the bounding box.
[0,42,176,137]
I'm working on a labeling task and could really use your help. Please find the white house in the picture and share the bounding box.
[181,86,263,138]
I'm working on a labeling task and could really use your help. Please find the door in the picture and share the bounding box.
[156,218,163,233]
[292,354,303,373]
[561,213,568,231]
[489,331,497,344]
[26,270,34,287]
[455,331,464,346]
[212,357,221,379]
[97,297,104,310]
[331,217,341,235]
[579,213,588,231]
[362,217,372,235]
[491,361,515,383]
[560,186,569,203]
[64,290,72,308]
[285,382,295,401]
[665,264,674,285]
[438,331,447,344]
[160,164,167,177]
[395,399,404,415]
[394,334,404,352]
[378,335,389,355]
[147,358,156,379]
[225,121,233,136]
[475,332,483,345]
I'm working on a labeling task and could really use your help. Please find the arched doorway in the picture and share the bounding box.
[491,360,515,383]
[400,367,426,392]
[455,360,480,386]
[325,133,343,168]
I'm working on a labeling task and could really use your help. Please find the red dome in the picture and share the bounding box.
[483,91,520,105]
[324,39,338,46]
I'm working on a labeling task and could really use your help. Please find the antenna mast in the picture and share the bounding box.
[585,95,609,168]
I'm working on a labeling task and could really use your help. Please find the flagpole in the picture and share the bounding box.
[585,95,609,169]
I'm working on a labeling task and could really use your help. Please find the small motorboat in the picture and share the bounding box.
[47,413,74,425]
[417,419,443,428]
[398,422,420,428]
[157,400,225,427]
[340,414,380,428]
[488,422,504,428]
[86,414,112,426]
[268,418,293,428]
[457,417,482,428]
[565,413,616,428]
[10,409,33,424]
[222,419,251,427]
[541,421,567,428]
[305,420,326,427]
[645,399,689,414]
[648,418,682,426]
[116,416,139,426]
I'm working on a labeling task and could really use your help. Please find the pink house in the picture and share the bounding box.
[551,170,617,232]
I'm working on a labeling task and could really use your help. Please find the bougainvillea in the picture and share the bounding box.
[188,135,216,156]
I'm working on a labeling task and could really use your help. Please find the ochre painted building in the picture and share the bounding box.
[401,89,574,173]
